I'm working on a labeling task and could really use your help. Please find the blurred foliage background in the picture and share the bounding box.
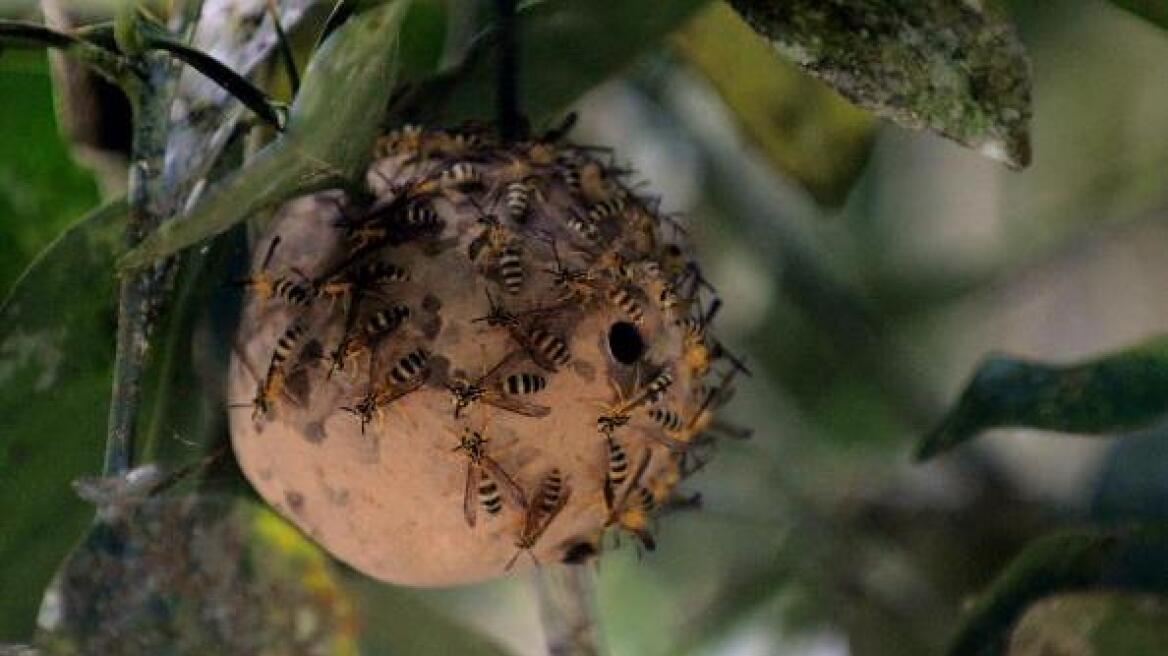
[5,1,1168,655]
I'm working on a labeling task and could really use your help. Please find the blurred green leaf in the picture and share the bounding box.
[1109,1,1168,31]
[1008,592,1168,656]
[672,3,876,206]
[345,577,513,655]
[0,51,101,297]
[36,495,361,655]
[120,0,444,270]
[947,526,1168,656]
[917,338,1168,460]
[0,198,124,641]
[725,0,1033,168]
[406,0,711,128]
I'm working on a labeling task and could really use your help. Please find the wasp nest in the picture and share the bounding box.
[228,123,743,586]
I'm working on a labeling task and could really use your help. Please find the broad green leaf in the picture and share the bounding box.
[947,526,1168,656]
[725,0,1033,168]
[1109,1,1168,31]
[672,3,876,206]
[345,578,513,655]
[1008,592,1168,656]
[916,339,1168,461]
[36,495,360,655]
[406,0,711,128]
[134,227,247,467]
[120,0,445,270]
[0,51,101,297]
[0,199,125,641]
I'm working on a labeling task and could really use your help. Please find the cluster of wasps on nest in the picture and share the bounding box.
[229,117,751,578]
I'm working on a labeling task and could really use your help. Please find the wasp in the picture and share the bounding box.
[503,181,537,223]
[506,468,572,570]
[357,304,411,340]
[596,368,675,437]
[606,286,645,324]
[473,292,571,372]
[525,112,578,165]
[603,436,630,511]
[331,303,410,373]
[335,185,444,254]
[453,428,527,528]
[444,350,551,419]
[468,211,527,295]
[605,448,656,552]
[236,236,315,308]
[313,259,410,315]
[682,367,752,442]
[585,197,626,224]
[497,245,525,295]
[441,162,483,191]
[543,237,607,304]
[677,297,723,376]
[376,123,424,159]
[648,407,684,433]
[561,160,609,201]
[231,318,308,421]
[563,209,602,246]
[427,123,491,160]
[343,347,430,433]
[502,372,547,395]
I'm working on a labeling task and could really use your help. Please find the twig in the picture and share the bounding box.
[102,9,174,477]
[494,0,523,141]
[533,563,602,656]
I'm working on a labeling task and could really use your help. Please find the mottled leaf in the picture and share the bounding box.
[0,199,124,641]
[120,0,445,269]
[35,495,360,655]
[725,0,1033,168]
[1109,1,1168,31]
[916,340,1168,461]
[672,3,876,205]
[1009,592,1168,656]
[947,526,1168,656]
[404,0,710,129]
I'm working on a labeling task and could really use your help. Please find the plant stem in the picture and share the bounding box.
[494,0,523,141]
[102,28,173,477]
[534,563,603,656]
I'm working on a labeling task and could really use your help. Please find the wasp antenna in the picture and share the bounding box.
[504,548,524,572]
[260,235,282,271]
[542,111,578,142]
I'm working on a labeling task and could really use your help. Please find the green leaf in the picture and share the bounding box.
[119,0,445,270]
[0,198,125,641]
[134,227,247,468]
[672,3,876,206]
[406,0,711,128]
[916,338,1168,461]
[724,0,1033,168]
[1110,1,1168,31]
[345,577,513,655]
[946,526,1168,656]
[0,51,101,297]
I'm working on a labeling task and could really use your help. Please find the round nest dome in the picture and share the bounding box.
[227,122,743,586]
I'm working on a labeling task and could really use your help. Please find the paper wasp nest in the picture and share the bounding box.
[228,123,742,586]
